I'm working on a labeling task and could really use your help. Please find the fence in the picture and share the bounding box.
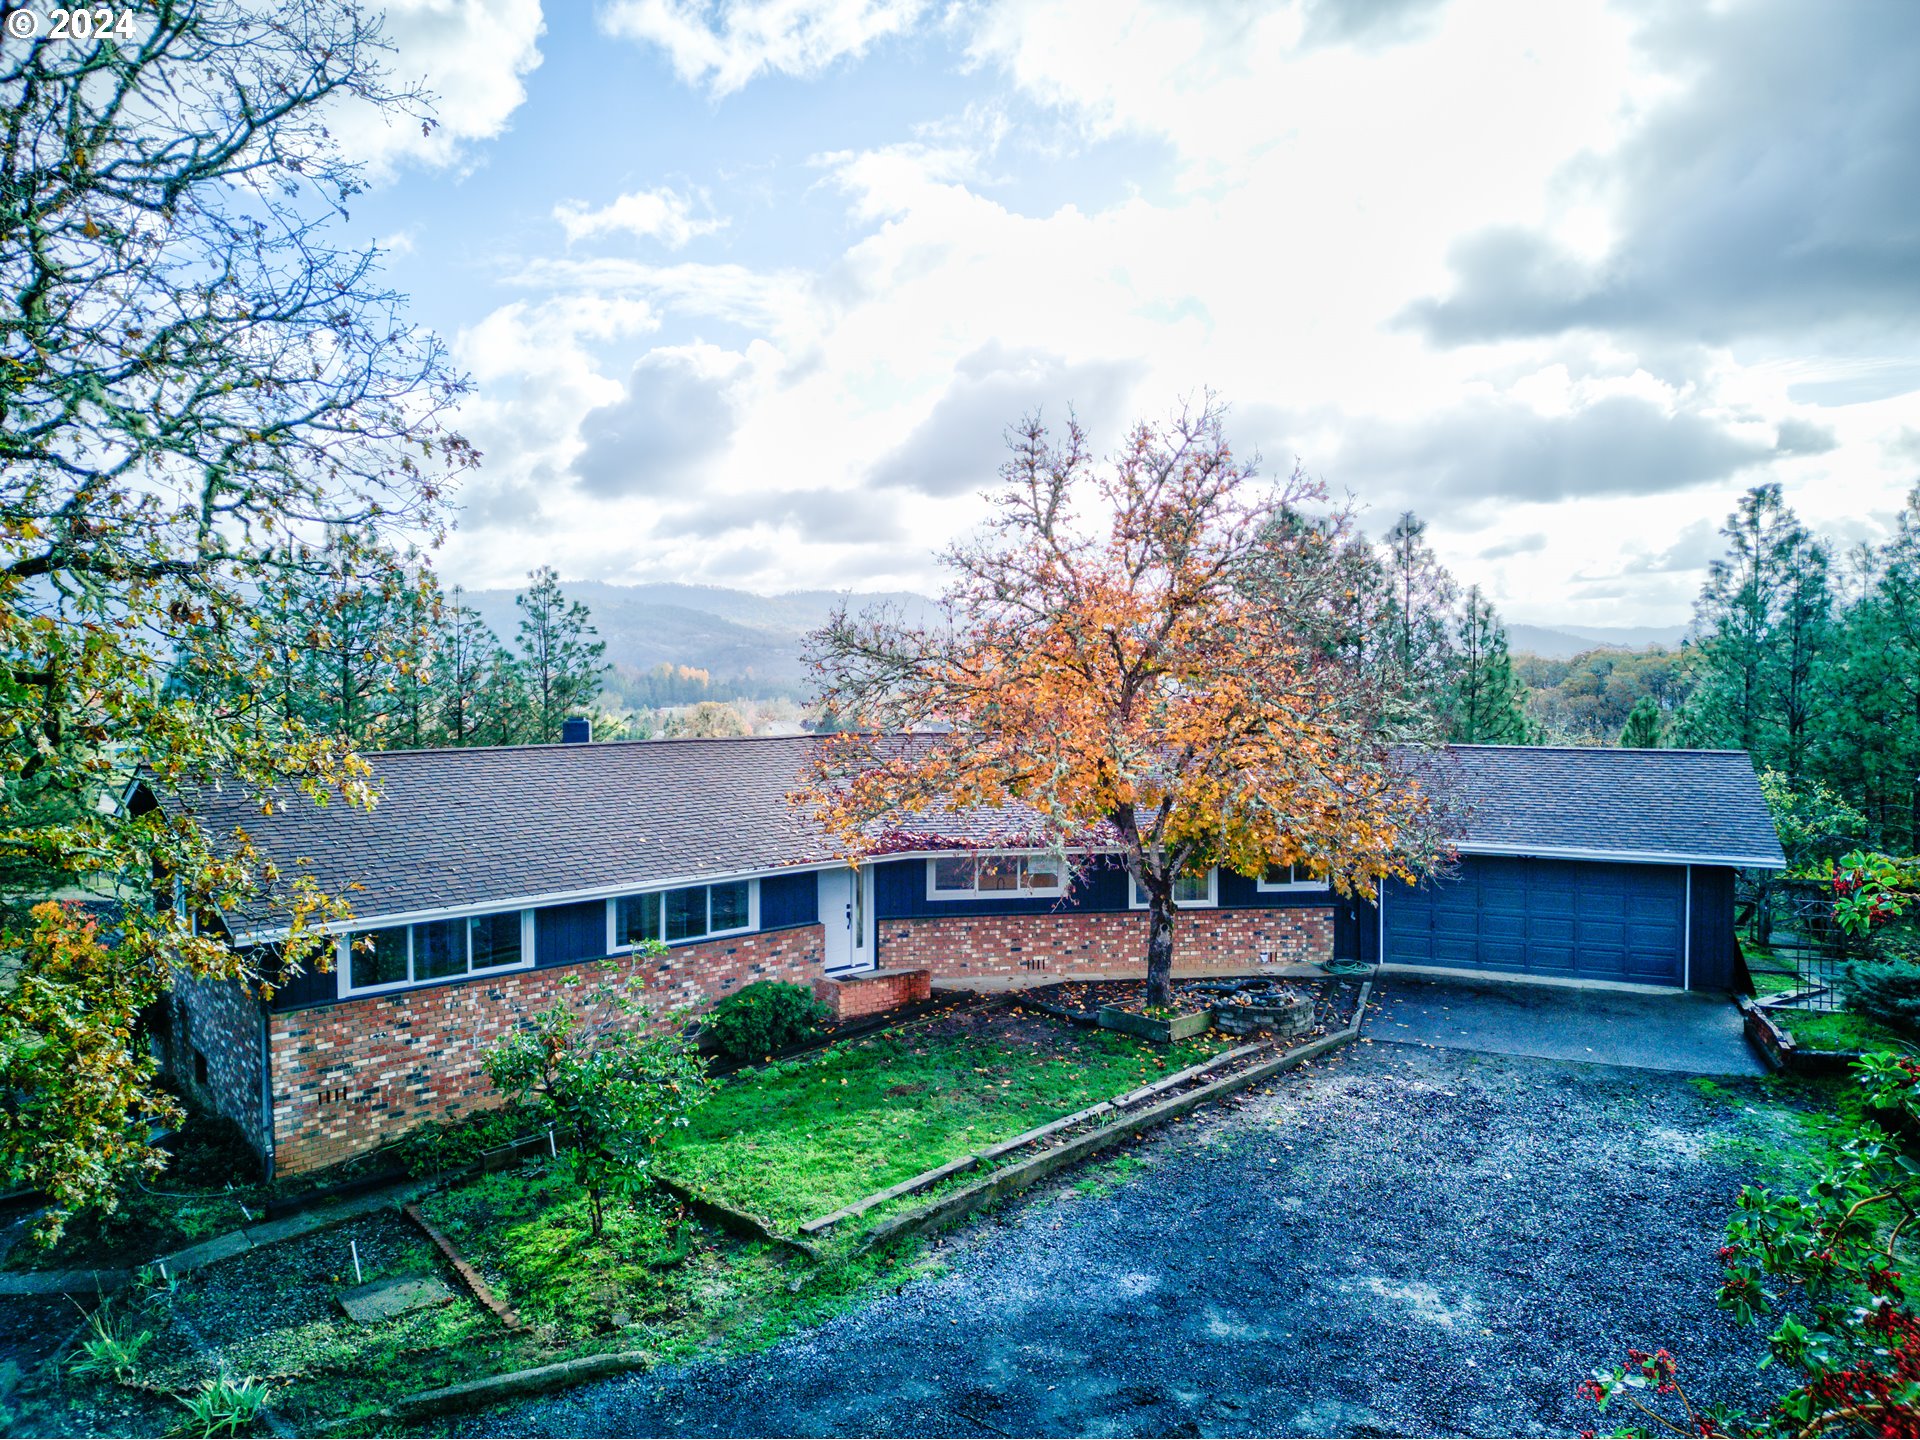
[1740,876,1852,1015]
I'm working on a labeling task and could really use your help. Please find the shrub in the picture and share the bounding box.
[67,1304,152,1385]
[702,981,832,1062]
[389,1102,544,1177]
[175,1375,271,1437]
[485,957,713,1237]
[1836,961,1920,1038]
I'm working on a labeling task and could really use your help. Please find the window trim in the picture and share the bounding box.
[340,909,534,997]
[606,879,760,953]
[1128,868,1219,910]
[1256,863,1331,893]
[924,852,1068,901]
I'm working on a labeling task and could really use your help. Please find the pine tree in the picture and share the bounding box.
[515,567,609,743]
[1825,486,1920,847]
[1678,484,1816,764]
[1449,586,1533,743]
[431,590,503,746]
[1619,696,1664,749]
[1378,511,1459,730]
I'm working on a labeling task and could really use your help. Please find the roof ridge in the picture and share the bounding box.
[364,733,822,759]
[1446,743,1754,757]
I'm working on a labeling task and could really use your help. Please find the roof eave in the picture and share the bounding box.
[1456,840,1787,870]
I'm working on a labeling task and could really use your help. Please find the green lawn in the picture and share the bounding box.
[655,1009,1227,1229]
[1775,1007,1911,1055]
[1743,944,1914,1054]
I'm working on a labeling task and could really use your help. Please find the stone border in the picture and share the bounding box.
[1738,995,1869,1077]
[315,1349,657,1433]
[652,1174,821,1263]
[402,1202,521,1330]
[797,1040,1272,1236]
[853,981,1371,1254]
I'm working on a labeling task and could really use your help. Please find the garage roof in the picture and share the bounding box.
[1433,744,1786,870]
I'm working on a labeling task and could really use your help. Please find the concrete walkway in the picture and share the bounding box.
[1365,973,1766,1075]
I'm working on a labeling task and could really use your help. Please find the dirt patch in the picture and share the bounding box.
[177,1210,439,1350]
[1026,978,1361,1036]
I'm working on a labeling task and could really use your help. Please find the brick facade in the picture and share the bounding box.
[155,971,268,1155]
[877,905,1334,983]
[268,924,826,1175]
[813,967,932,1019]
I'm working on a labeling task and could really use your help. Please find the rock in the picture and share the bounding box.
[338,1275,454,1324]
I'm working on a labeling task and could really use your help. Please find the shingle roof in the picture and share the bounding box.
[162,736,837,938]
[152,736,1784,938]
[1429,745,1786,869]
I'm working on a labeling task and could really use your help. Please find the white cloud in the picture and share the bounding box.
[599,0,928,95]
[426,0,1920,625]
[553,187,728,248]
[331,0,546,176]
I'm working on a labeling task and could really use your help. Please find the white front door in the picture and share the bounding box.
[819,866,875,975]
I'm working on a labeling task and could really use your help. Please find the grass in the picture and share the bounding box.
[1774,1007,1911,1055]
[655,1010,1227,1229]
[423,1168,935,1359]
[1692,1072,1862,1193]
[13,1009,1217,1433]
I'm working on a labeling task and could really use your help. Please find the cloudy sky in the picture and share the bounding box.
[346,0,1920,626]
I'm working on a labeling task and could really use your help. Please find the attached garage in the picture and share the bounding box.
[1364,746,1786,993]
[1383,856,1687,987]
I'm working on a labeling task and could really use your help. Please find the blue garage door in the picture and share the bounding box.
[1383,857,1686,986]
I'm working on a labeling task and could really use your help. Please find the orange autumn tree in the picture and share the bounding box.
[803,402,1445,1006]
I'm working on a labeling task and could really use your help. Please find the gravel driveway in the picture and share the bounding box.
[457,1032,1785,1438]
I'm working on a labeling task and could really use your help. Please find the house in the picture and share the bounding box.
[133,736,1783,1177]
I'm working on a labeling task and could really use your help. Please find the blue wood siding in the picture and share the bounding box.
[872,854,1338,920]
[760,870,818,930]
[1687,865,1737,991]
[535,900,607,968]
[266,949,336,1011]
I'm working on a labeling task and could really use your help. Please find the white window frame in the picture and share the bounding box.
[340,909,534,996]
[607,878,760,953]
[1256,862,1330,893]
[924,852,1069,901]
[1128,868,1219,910]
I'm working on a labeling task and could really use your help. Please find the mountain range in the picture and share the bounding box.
[457,581,1685,694]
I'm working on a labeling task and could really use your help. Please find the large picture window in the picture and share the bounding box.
[1128,869,1218,909]
[612,880,756,949]
[344,911,529,993]
[1256,863,1328,891]
[926,853,1066,899]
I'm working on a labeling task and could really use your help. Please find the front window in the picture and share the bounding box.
[345,911,527,992]
[927,853,1067,899]
[1257,863,1329,891]
[614,880,756,948]
[1129,869,1217,909]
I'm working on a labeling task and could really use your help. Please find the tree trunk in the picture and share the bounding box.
[1145,892,1176,1007]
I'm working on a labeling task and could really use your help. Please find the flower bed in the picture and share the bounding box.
[1021,978,1339,1043]
[1738,995,1907,1076]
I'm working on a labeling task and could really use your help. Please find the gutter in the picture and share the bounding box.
[228,840,1787,945]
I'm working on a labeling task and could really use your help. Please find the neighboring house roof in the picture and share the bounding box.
[145,736,1784,941]
[1433,744,1787,870]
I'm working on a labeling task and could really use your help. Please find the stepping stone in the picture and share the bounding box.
[338,1275,454,1324]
